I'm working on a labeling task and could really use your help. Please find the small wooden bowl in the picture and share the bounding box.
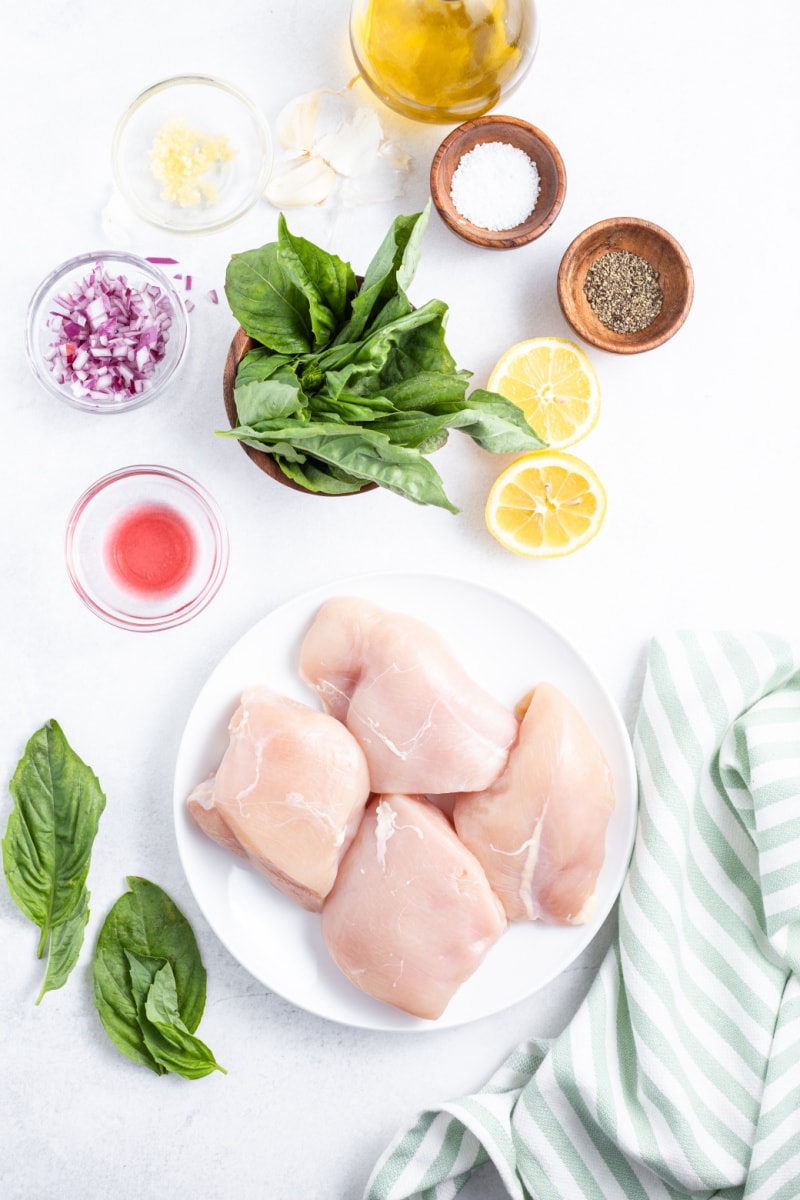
[557,217,694,354]
[430,115,566,250]
[222,327,377,495]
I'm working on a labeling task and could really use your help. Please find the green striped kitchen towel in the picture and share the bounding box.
[365,631,800,1200]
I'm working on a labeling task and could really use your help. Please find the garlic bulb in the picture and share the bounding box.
[265,84,411,209]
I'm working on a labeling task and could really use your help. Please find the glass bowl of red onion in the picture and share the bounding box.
[64,464,229,632]
[25,250,189,414]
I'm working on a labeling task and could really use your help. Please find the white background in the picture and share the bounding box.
[2,2,798,1198]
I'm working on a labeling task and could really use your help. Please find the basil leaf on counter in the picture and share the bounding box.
[39,886,91,1001]
[92,876,220,1079]
[3,720,106,1002]
[126,952,225,1080]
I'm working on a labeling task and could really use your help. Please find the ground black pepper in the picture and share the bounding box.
[583,249,663,334]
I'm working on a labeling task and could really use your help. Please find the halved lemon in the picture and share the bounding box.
[486,451,607,557]
[487,336,601,449]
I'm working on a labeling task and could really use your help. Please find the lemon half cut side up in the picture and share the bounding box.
[485,450,607,557]
[487,336,601,450]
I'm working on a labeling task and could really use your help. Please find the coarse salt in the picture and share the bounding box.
[449,141,541,232]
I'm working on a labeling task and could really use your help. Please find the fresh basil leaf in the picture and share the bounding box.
[360,289,415,339]
[233,373,305,427]
[334,207,429,345]
[373,390,545,452]
[277,214,357,349]
[222,419,358,447]
[338,298,452,367]
[415,428,451,455]
[126,953,225,1081]
[310,391,397,424]
[380,372,470,411]
[226,414,458,505]
[274,455,368,493]
[234,346,295,387]
[455,389,547,452]
[358,300,457,383]
[371,411,455,447]
[3,720,105,1000]
[393,204,430,293]
[38,885,90,1003]
[271,428,459,510]
[225,243,312,353]
[93,876,207,1074]
[311,301,455,399]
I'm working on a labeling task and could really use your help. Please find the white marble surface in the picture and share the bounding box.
[2,2,799,1197]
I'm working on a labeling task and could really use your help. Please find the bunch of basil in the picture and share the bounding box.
[222,207,545,509]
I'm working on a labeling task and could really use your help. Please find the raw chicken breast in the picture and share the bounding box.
[453,683,615,925]
[299,597,518,794]
[321,793,507,1019]
[186,776,247,859]
[186,686,371,911]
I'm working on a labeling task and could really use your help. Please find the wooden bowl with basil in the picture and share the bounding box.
[221,209,546,511]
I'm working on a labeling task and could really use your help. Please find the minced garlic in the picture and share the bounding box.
[149,116,236,208]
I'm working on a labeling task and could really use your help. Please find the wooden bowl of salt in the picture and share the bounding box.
[430,115,566,249]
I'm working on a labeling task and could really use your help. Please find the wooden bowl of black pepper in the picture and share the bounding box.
[557,217,694,353]
[430,115,566,249]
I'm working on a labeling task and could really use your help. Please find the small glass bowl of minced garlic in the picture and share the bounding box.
[112,74,273,234]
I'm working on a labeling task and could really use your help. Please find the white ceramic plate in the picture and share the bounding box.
[173,572,638,1032]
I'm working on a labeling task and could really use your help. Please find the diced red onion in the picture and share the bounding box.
[208,289,219,304]
[145,256,179,264]
[44,260,174,400]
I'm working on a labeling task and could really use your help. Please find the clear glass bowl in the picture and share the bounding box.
[26,250,189,414]
[112,74,273,234]
[350,0,539,123]
[65,465,229,631]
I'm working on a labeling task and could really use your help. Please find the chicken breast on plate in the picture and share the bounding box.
[322,793,507,1019]
[453,683,615,925]
[187,686,371,911]
[299,597,518,794]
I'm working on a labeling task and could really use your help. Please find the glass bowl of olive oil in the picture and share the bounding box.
[349,0,539,123]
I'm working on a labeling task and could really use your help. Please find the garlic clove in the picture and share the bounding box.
[275,91,321,154]
[266,83,411,209]
[265,155,338,207]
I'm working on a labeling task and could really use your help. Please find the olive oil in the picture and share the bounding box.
[350,0,536,123]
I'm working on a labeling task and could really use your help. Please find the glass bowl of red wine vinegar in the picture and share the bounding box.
[65,465,229,631]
